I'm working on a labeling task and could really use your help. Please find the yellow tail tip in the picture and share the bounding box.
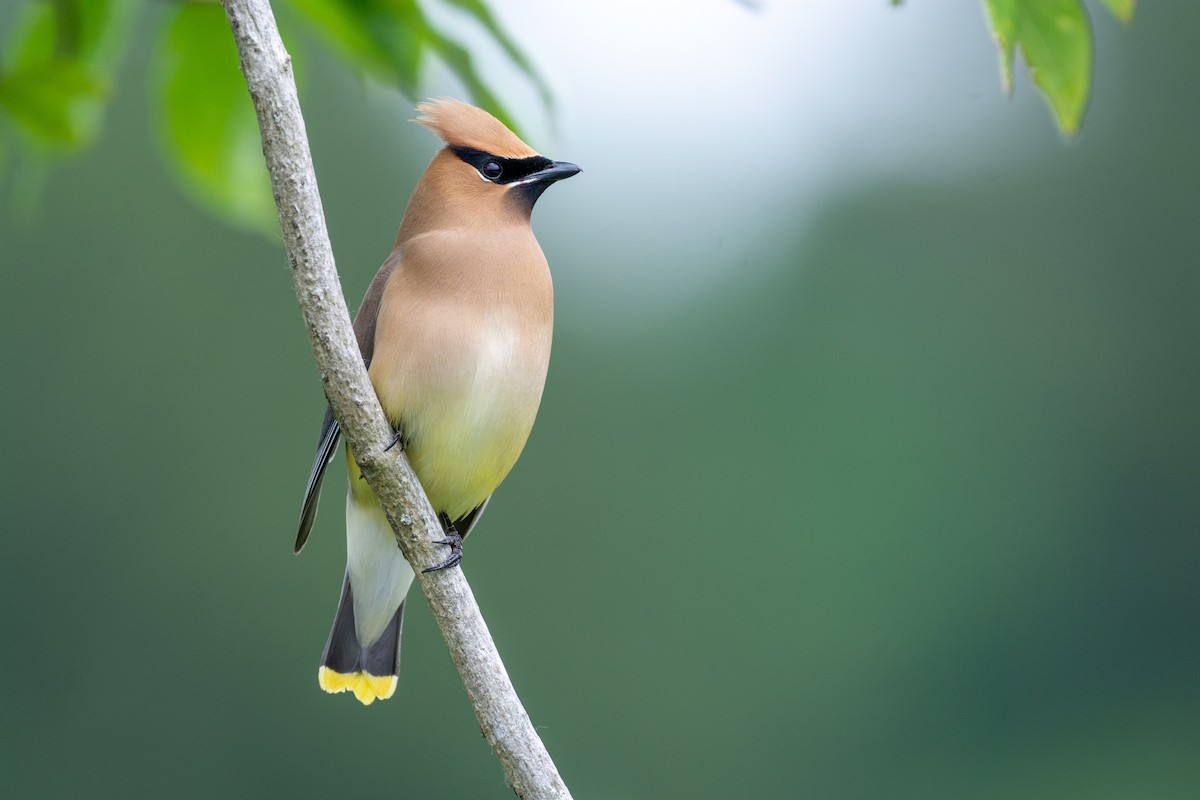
[318,666,397,706]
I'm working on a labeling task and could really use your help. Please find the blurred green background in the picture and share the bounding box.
[2,2,1198,798]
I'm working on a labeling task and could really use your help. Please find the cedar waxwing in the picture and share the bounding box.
[294,99,579,705]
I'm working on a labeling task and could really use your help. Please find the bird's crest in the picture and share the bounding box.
[414,98,537,159]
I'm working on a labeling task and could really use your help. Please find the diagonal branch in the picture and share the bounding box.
[219,1,572,797]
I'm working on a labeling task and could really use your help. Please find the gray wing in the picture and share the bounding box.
[295,406,341,554]
[294,251,401,554]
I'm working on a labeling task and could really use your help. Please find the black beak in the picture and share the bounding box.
[513,160,580,208]
[522,161,581,185]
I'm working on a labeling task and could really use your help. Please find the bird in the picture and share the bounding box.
[294,98,579,705]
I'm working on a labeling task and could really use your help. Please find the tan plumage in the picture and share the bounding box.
[296,99,579,705]
[415,97,537,157]
[369,224,553,520]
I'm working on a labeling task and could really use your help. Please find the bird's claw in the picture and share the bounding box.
[384,429,407,452]
[422,531,464,573]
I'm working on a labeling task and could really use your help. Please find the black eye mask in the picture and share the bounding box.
[451,146,555,185]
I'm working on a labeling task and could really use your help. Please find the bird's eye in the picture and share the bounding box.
[482,161,503,180]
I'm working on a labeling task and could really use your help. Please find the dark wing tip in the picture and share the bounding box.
[295,408,342,554]
[295,505,317,554]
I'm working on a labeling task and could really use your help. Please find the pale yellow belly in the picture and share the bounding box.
[364,314,550,521]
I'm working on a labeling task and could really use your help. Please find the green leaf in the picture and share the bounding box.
[4,1,57,70]
[285,0,539,131]
[288,0,426,96]
[72,0,140,71]
[4,0,135,82]
[983,0,1093,137]
[1101,0,1135,24]
[0,0,133,152]
[983,0,1017,94]
[0,59,104,146]
[440,0,554,111]
[154,3,276,235]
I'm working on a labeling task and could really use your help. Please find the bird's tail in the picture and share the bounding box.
[317,574,404,706]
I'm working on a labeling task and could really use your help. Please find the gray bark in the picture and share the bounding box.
[220,1,573,797]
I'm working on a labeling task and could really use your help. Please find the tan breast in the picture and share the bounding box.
[366,226,553,520]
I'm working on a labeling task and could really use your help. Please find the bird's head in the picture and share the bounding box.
[411,98,579,222]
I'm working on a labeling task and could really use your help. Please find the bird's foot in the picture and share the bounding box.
[422,528,463,573]
[383,429,407,453]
